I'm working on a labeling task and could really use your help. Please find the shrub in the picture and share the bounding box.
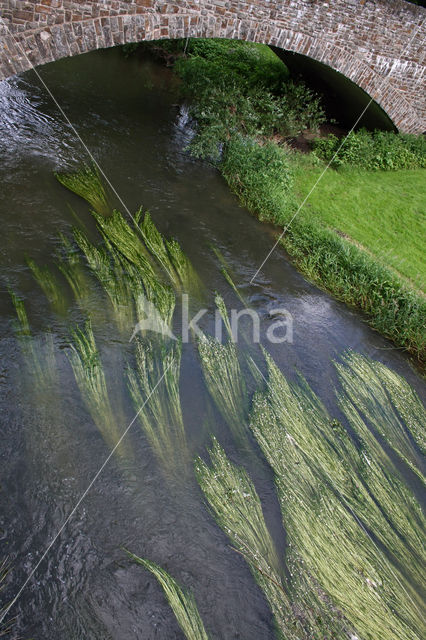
[174,39,326,160]
[221,136,295,223]
[313,130,426,170]
[183,38,290,92]
[281,218,426,364]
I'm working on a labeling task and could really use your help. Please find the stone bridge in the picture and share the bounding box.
[0,0,425,133]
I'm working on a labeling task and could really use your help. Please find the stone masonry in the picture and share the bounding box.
[0,0,425,133]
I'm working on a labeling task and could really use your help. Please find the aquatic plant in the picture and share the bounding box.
[372,358,425,457]
[195,438,293,639]
[55,165,110,216]
[374,364,425,437]
[211,245,246,306]
[165,236,201,295]
[139,211,180,287]
[126,552,209,640]
[26,257,66,315]
[338,396,426,593]
[91,209,156,283]
[249,350,425,640]
[133,281,175,338]
[9,289,30,336]
[57,233,91,305]
[9,291,57,391]
[57,166,200,302]
[196,438,353,639]
[197,294,264,445]
[73,228,136,333]
[68,320,128,458]
[337,351,425,480]
[197,331,249,444]
[128,337,187,472]
[93,208,201,296]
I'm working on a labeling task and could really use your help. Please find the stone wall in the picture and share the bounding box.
[0,0,425,132]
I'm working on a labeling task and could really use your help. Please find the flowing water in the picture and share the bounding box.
[0,48,424,639]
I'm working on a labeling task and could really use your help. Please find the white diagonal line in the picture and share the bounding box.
[249,98,373,284]
[0,17,173,624]
[250,18,425,284]
[0,361,172,626]
[0,18,135,222]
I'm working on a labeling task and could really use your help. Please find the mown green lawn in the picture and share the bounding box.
[292,157,426,292]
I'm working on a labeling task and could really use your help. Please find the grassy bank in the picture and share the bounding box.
[221,136,426,364]
[136,38,426,367]
[292,155,426,292]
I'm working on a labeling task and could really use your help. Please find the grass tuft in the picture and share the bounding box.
[68,320,128,458]
[126,551,209,640]
[55,165,111,216]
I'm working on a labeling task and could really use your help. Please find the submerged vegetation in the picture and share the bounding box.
[27,257,66,315]
[9,291,58,393]
[249,350,425,639]
[55,165,110,216]
[197,330,249,445]
[126,552,209,640]
[337,351,425,481]
[7,50,426,637]
[9,163,426,637]
[195,438,350,640]
[68,320,129,458]
[128,337,188,472]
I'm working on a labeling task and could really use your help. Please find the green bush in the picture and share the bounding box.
[313,130,426,170]
[221,136,295,223]
[174,39,326,160]
[183,38,290,91]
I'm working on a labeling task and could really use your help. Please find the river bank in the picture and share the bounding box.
[136,38,426,369]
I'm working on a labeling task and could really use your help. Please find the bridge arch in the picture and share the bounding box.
[0,0,425,133]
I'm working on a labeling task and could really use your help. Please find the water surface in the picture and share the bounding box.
[0,48,424,639]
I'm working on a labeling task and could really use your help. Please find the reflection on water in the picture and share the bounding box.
[0,76,76,165]
[0,48,424,639]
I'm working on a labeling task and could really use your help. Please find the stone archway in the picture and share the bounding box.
[0,0,425,133]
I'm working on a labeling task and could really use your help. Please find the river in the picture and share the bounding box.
[0,47,424,639]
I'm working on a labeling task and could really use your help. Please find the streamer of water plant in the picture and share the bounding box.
[55,165,110,217]
[128,337,188,473]
[68,320,130,460]
[125,551,209,640]
[249,350,425,639]
[337,351,425,480]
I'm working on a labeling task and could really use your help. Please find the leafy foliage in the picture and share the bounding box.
[221,136,295,223]
[313,129,426,170]
[174,39,326,160]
